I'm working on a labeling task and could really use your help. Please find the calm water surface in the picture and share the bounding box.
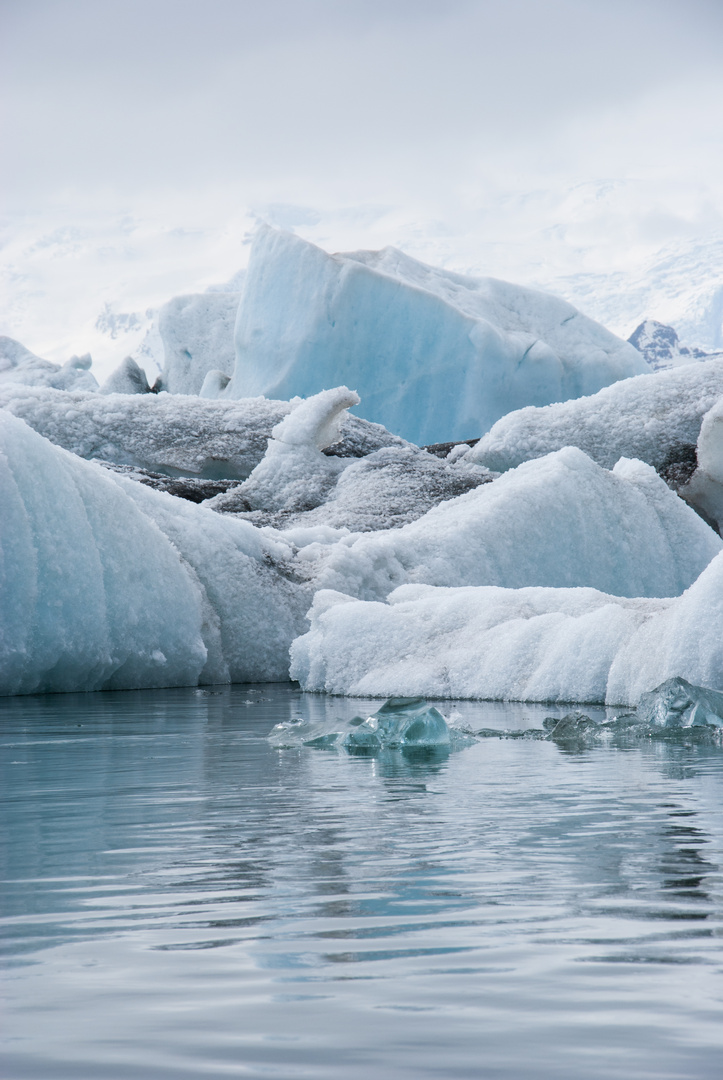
[1,685,722,1079]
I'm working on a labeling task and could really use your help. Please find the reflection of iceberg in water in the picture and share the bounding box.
[660,805,714,904]
[268,696,474,754]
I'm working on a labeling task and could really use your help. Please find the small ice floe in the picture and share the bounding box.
[636,676,723,728]
[470,680,723,748]
[267,696,475,754]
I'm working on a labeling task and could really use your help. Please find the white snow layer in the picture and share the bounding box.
[0,411,311,695]
[468,359,723,472]
[299,447,721,602]
[0,384,407,480]
[226,228,646,446]
[290,546,723,705]
[158,292,240,395]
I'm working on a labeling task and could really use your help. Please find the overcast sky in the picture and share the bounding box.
[3,0,722,208]
[1,0,722,367]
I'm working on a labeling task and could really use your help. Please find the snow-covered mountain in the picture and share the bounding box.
[626,319,723,371]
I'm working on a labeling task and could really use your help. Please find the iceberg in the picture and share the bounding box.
[227,386,361,513]
[99,356,152,395]
[0,411,312,695]
[467,359,723,473]
[226,228,645,445]
[679,397,723,534]
[157,292,240,395]
[0,384,407,480]
[1,411,207,694]
[208,386,492,529]
[0,336,98,392]
[283,445,492,533]
[290,545,723,706]
[302,447,721,602]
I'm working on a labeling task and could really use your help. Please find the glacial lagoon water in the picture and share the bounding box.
[2,685,722,1080]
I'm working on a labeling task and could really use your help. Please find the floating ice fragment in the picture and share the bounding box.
[345,697,452,751]
[267,697,472,754]
[542,712,601,746]
[636,677,723,728]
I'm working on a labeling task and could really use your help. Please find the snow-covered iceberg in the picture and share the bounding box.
[99,356,152,395]
[467,359,723,473]
[157,292,240,395]
[679,397,723,534]
[300,447,721,602]
[0,336,98,392]
[208,385,492,529]
[226,228,645,445]
[290,546,723,706]
[0,384,407,480]
[231,386,361,513]
[0,411,311,695]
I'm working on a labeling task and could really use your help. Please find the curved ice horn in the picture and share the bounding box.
[271,386,361,450]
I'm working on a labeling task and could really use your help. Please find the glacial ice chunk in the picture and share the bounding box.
[305,447,721,603]
[157,292,240,395]
[199,370,232,398]
[468,359,723,473]
[224,387,360,513]
[679,397,723,534]
[0,384,407,480]
[227,228,645,445]
[267,696,467,753]
[0,411,208,695]
[0,336,99,392]
[99,356,152,395]
[361,696,451,748]
[271,444,493,532]
[0,410,312,694]
[636,677,723,728]
[290,546,723,706]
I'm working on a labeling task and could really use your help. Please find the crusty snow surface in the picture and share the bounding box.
[469,360,723,472]
[0,384,408,480]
